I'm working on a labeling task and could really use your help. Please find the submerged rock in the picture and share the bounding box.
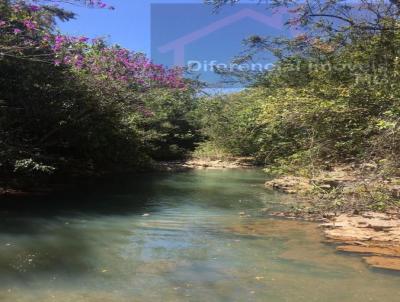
[321,213,400,271]
[135,260,187,274]
[363,256,400,271]
[336,245,400,257]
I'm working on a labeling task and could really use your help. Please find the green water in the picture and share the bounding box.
[0,169,399,302]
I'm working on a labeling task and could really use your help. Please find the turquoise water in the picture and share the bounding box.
[0,169,399,301]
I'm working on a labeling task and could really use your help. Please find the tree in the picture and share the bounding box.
[198,0,400,174]
[1,0,199,189]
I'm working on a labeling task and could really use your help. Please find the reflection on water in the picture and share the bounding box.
[0,169,399,302]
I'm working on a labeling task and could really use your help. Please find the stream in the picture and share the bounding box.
[0,169,399,301]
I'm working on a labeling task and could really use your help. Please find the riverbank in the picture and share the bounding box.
[266,165,400,217]
[154,157,256,172]
[322,212,400,271]
[265,164,400,271]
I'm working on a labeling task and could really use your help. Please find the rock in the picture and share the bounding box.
[265,176,312,194]
[321,213,400,271]
[265,166,360,195]
[361,212,391,220]
[360,162,378,171]
[322,212,336,219]
[155,157,256,172]
[318,184,332,190]
[389,185,400,198]
[336,245,400,257]
[311,177,355,189]
[363,256,400,271]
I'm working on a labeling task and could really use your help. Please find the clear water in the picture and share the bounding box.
[0,169,399,302]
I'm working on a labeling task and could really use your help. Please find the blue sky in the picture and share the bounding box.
[58,0,210,55]
[58,0,282,92]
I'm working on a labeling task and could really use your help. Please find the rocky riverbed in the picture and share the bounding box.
[322,212,400,271]
[265,165,400,271]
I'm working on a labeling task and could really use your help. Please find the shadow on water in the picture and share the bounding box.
[0,169,270,217]
[1,170,400,301]
[0,169,278,284]
[0,173,171,216]
[0,173,178,280]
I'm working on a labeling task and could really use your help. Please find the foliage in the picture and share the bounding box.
[207,0,400,33]
[136,88,201,160]
[195,91,263,158]
[191,141,233,161]
[0,0,200,187]
[197,0,400,176]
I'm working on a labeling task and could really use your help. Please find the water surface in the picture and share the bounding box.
[0,169,399,301]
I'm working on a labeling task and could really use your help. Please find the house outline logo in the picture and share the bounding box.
[157,7,300,66]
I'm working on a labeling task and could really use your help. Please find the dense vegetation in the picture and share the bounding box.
[198,0,400,177]
[0,0,200,188]
[2,0,400,200]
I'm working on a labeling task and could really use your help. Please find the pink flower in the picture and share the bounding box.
[12,4,22,13]
[13,28,22,34]
[42,34,51,43]
[28,5,41,12]
[88,0,109,9]
[55,35,66,44]
[23,20,37,31]
[53,35,67,51]
[78,36,89,43]
[0,20,6,27]
[73,55,85,69]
